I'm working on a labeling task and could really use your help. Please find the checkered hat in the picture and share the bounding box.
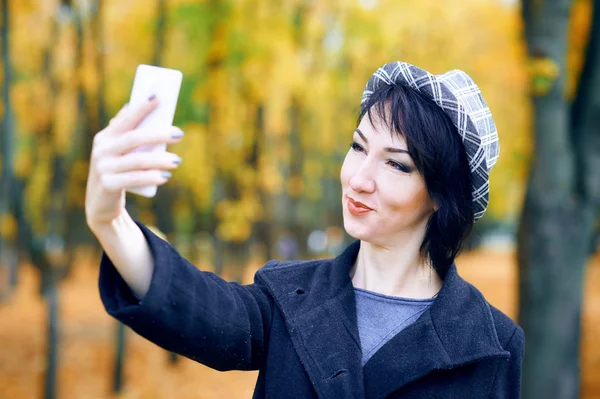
[361,61,500,221]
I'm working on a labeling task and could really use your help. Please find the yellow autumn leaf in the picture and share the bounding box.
[0,213,18,239]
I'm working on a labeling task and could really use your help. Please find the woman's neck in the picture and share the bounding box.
[350,239,442,299]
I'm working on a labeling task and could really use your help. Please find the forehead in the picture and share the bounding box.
[356,114,407,149]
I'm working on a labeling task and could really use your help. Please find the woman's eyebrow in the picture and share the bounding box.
[355,128,409,154]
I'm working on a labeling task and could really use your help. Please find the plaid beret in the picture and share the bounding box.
[361,61,500,221]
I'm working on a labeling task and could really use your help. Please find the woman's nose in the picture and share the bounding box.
[349,162,376,193]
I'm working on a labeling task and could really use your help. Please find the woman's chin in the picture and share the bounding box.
[342,216,373,242]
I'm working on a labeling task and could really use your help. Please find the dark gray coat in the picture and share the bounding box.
[99,221,524,398]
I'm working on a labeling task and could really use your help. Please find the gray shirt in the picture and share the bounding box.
[354,287,435,366]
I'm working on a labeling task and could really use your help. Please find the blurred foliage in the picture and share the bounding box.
[0,0,593,247]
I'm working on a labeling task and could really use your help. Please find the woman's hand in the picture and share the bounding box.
[85,97,184,231]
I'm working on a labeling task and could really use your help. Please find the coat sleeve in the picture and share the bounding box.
[489,325,525,398]
[98,220,276,371]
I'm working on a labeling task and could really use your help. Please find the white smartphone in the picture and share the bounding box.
[125,64,183,198]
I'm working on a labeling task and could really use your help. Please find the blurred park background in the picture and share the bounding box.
[0,0,599,398]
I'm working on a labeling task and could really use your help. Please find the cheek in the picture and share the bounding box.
[381,177,430,213]
[340,153,354,186]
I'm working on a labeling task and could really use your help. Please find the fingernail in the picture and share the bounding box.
[173,156,182,165]
[148,94,156,101]
[161,171,172,180]
[171,128,184,139]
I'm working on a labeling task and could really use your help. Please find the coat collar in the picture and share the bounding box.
[257,240,510,399]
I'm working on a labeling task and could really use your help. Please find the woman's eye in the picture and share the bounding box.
[350,142,365,153]
[388,160,411,173]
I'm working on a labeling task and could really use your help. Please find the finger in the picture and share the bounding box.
[100,170,172,192]
[98,151,182,175]
[105,126,184,155]
[108,103,130,126]
[112,96,159,134]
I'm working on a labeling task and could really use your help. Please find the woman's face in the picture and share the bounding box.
[340,114,436,246]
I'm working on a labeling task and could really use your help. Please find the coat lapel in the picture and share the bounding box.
[258,240,511,399]
[259,241,365,398]
[362,261,511,398]
[362,311,449,397]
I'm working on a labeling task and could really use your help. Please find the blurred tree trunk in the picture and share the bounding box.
[88,0,106,252]
[0,0,20,300]
[39,7,61,399]
[206,0,230,276]
[65,0,94,249]
[33,1,83,397]
[93,0,106,131]
[250,105,274,260]
[44,272,60,399]
[112,0,172,388]
[151,0,176,239]
[153,0,167,65]
[271,4,311,260]
[287,99,308,257]
[113,322,127,392]
[148,0,185,367]
[518,0,600,398]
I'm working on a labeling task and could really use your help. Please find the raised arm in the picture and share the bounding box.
[91,212,154,299]
[99,220,275,371]
[86,100,275,370]
[85,97,182,298]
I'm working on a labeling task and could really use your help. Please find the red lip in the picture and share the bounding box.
[348,198,373,210]
[347,197,373,216]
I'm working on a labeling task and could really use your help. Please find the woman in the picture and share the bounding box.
[86,62,524,398]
